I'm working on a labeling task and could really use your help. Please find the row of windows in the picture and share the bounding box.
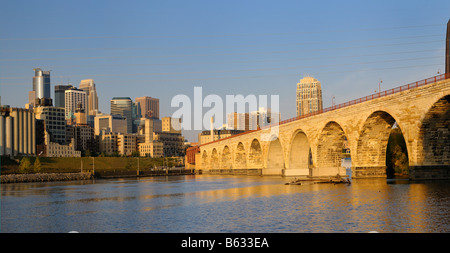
[49,145,73,150]
[48,125,65,130]
[46,118,65,123]
[43,112,64,116]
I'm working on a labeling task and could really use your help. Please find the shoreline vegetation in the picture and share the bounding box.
[1,156,193,184]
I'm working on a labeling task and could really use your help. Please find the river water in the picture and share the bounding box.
[1,175,450,233]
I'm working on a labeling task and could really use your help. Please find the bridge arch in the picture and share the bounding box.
[221,145,233,170]
[355,111,399,173]
[248,139,263,168]
[316,121,348,174]
[211,148,219,169]
[417,95,450,166]
[287,129,311,176]
[235,142,247,169]
[202,150,209,170]
[265,136,285,175]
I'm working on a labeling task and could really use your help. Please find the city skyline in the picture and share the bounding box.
[1,1,450,142]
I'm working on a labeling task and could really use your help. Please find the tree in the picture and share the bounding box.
[125,159,134,170]
[33,157,42,173]
[19,157,32,173]
[393,146,408,175]
[386,128,409,178]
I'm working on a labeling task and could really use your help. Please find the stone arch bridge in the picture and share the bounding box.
[186,74,450,180]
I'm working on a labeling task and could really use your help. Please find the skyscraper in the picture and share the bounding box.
[54,84,73,108]
[65,87,87,122]
[227,112,249,131]
[111,97,133,133]
[32,68,52,106]
[35,106,66,145]
[296,76,323,117]
[135,96,160,119]
[249,107,279,130]
[79,79,99,116]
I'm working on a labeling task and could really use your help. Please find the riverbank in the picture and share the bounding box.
[1,156,184,173]
[1,172,94,183]
[0,169,195,183]
[1,156,193,183]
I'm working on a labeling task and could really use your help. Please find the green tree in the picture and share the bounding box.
[386,128,409,178]
[393,146,409,175]
[33,157,42,173]
[19,157,32,173]
[125,159,133,170]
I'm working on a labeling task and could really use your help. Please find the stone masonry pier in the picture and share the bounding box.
[188,74,450,180]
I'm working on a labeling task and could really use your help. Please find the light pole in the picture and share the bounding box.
[137,156,140,176]
[378,79,382,94]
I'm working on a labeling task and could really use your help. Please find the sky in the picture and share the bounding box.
[1,0,449,142]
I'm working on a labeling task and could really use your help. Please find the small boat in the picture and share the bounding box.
[315,174,351,185]
[285,178,302,185]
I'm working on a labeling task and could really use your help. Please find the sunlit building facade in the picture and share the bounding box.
[296,76,323,117]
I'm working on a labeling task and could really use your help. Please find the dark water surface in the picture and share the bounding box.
[1,175,450,233]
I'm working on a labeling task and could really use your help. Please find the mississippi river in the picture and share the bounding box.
[1,175,450,233]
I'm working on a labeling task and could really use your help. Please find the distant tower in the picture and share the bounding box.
[65,87,87,122]
[446,19,450,74]
[111,97,133,133]
[135,96,160,119]
[296,76,323,117]
[54,84,73,107]
[79,79,99,116]
[32,68,52,106]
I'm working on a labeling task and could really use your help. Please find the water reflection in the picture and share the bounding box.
[1,175,450,233]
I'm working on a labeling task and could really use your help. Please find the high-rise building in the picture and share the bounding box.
[94,113,128,135]
[110,97,133,133]
[35,106,66,145]
[32,68,52,106]
[65,87,87,122]
[131,102,142,133]
[99,133,119,155]
[27,91,36,108]
[135,96,159,119]
[79,79,99,116]
[54,84,73,108]
[117,133,142,156]
[153,131,185,157]
[249,107,280,130]
[162,117,181,133]
[296,76,323,117]
[227,112,249,131]
[74,103,87,125]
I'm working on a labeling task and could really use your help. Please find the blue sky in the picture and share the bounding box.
[1,0,449,141]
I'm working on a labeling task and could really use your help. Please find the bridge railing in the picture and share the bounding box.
[198,73,450,148]
[264,72,450,129]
